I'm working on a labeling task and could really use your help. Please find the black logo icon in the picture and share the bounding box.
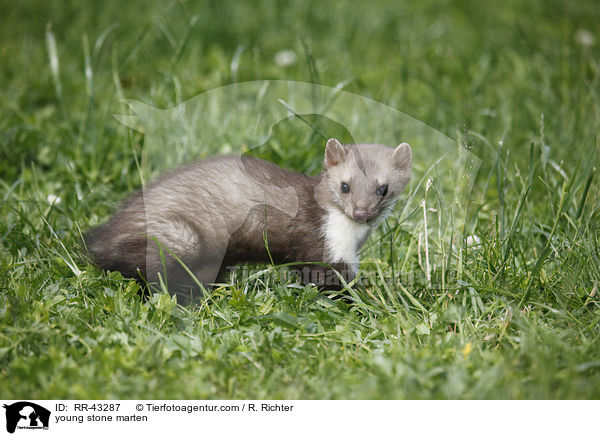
[3,402,50,434]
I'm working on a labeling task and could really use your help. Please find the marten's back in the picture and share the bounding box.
[85,155,319,294]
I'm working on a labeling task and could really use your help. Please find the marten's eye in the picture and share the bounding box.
[340,182,350,194]
[376,184,388,196]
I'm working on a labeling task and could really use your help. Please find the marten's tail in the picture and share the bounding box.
[84,210,148,281]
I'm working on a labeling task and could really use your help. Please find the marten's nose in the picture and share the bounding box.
[352,209,369,222]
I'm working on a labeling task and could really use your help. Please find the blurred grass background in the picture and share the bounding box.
[0,0,599,398]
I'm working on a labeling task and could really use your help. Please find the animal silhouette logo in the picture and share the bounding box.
[3,402,50,433]
[109,80,480,298]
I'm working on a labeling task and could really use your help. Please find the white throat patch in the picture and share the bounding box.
[322,209,372,272]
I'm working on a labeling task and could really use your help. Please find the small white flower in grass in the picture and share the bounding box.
[575,29,595,47]
[47,194,62,204]
[466,235,481,248]
[274,49,297,67]
[426,178,433,190]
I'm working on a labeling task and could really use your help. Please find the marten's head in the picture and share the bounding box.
[323,138,412,224]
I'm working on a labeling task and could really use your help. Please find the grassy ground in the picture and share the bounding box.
[1,0,599,399]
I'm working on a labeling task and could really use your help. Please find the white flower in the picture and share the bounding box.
[425,178,433,190]
[575,29,595,47]
[274,49,297,67]
[466,235,481,248]
[47,194,62,205]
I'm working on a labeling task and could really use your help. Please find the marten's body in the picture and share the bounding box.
[85,138,412,302]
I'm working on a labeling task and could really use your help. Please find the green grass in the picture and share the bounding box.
[1,0,600,399]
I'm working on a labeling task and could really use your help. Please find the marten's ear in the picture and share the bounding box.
[392,142,412,169]
[325,138,346,168]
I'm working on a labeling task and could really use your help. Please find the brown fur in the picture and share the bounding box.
[85,139,411,303]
